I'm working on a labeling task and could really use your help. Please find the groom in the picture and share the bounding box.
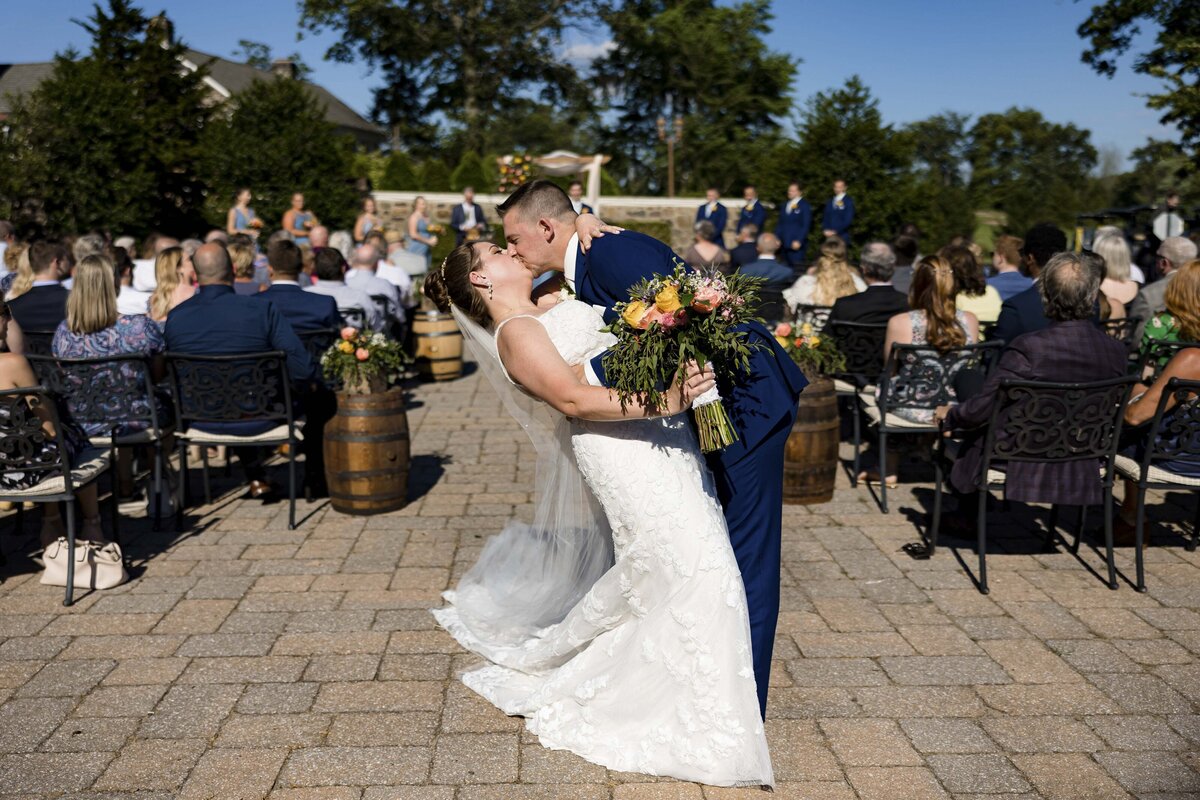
[498,181,807,717]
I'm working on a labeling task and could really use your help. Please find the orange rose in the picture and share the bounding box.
[355,348,370,361]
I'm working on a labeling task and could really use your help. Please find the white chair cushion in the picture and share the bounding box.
[1114,454,1200,487]
[862,404,937,431]
[835,379,877,395]
[179,425,299,445]
[2,448,111,498]
[88,428,168,447]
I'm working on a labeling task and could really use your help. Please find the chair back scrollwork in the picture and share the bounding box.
[1143,378,1200,468]
[21,330,56,357]
[827,321,888,387]
[880,342,1003,414]
[794,304,833,332]
[164,351,293,429]
[0,387,70,489]
[26,354,162,437]
[339,307,367,331]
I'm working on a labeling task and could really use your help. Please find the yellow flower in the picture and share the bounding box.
[622,301,651,330]
[654,284,682,313]
[775,335,791,349]
[338,340,354,354]
[809,335,821,347]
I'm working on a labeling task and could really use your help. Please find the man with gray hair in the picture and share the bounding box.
[1130,235,1198,324]
[308,225,330,250]
[346,244,403,324]
[936,251,1129,530]
[828,241,908,325]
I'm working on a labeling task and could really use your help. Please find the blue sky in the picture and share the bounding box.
[1,0,1173,168]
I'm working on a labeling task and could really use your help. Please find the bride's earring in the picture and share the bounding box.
[486,281,494,300]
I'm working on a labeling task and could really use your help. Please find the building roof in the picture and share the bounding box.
[0,49,383,143]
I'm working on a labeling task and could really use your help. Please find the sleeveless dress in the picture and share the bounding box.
[233,206,256,232]
[406,216,431,265]
[292,211,312,246]
[432,300,773,788]
[891,309,974,424]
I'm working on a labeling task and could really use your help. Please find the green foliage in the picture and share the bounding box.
[1078,0,1200,156]
[450,151,490,192]
[1111,139,1200,208]
[379,152,419,190]
[596,0,795,194]
[197,76,359,230]
[0,0,212,236]
[610,220,671,244]
[966,107,1097,234]
[418,159,452,192]
[321,327,409,394]
[772,321,846,380]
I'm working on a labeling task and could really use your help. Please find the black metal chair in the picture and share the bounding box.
[794,304,833,331]
[860,342,1004,513]
[756,287,789,326]
[0,386,116,606]
[978,321,998,342]
[27,354,172,530]
[21,330,55,357]
[1114,378,1200,592]
[339,307,367,331]
[1099,317,1142,355]
[1136,340,1200,384]
[164,351,301,530]
[297,327,342,390]
[931,375,1136,594]
[826,320,889,483]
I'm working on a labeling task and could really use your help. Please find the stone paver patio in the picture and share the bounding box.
[1,362,1199,799]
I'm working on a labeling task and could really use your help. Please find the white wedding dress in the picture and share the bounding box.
[432,299,773,787]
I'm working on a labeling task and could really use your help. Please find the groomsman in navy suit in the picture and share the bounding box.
[775,181,812,271]
[695,188,728,246]
[738,185,767,234]
[498,181,807,718]
[822,179,855,246]
[567,181,594,216]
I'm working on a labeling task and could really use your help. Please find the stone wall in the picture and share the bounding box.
[372,191,753,252]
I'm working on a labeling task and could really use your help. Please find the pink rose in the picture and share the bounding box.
[775,322,793,337]
[659,309,688,330]
[643,305,666,327]
[355,348,370,361]
[340,327,357,340]
[691,286,724,313]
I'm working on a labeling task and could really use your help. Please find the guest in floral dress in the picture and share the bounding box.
[1140,259,1200,373]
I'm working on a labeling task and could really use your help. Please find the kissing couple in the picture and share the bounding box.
[426,180,807,787]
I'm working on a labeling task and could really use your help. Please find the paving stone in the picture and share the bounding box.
[377,654,451,681]
[59,634,186,660]
[1087,673,1193,714]
[1047,639,1143,673]
[1085,715,1189,750]
[981,716,1104,753]
[178,655,308,684]
[792,632,914,658]
[899,718,996,754]
[430,732,518,783]
[0,752,114,793]
[153,598,237,634]
[98,657,187,687]
[280,746,431,787]
[853,686,985,718]
[878,655,1010,685]
[271,790,364,800]
[612,787,703,799]
[784,657,888,687]
[326,712,438,747]
[94,738,208,791]
[139,684,241,738]
[1012,753,1132,799]
[42,717,139,752]
[15,659,113,697]
[314,680,443,713]
[846,766,949,800]
[519,742,608,783]
[178,746,288,800]
[73,684,167,717]
[979,638,1083,683]
[0,697,74,752]
[216,712,331,748]
[895,625,983,656]
[819,718,923,766]
[764,720,843,782]
[237,682,320,714]
[176,632,277,657]
[275,631,389,656]
[1094,751,1200,793]
[977,683,1120,716]
[925,753,1031,793]
[364,789,457,800]
[0,635,70,660]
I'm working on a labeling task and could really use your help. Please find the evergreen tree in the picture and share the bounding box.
[419,160,453,192]
[451,152,490,192]
[897,113,975,245]
[380,152,419,191]
[198,77,359,230]
[0,1,211,236]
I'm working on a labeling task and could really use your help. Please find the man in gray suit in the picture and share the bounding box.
[1130,236,1198,333]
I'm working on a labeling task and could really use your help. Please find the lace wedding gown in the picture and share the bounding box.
[432,299,773,787]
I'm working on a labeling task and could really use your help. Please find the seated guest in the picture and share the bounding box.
[308,225,330,251]
[256,240,342,332]
[112,245,151,317]
[165,244,324,498]
[891,235,919,295]
[1093,233,1138,316]
[986,235,1032,300]
[347,244,403,325]
[944,244,1002,324]
[229,239,262,296]
[1130,236,1198,330]
[728,225,759,270]
[828,241,908,325]
[1140,260,1200,363]
[1,240,29,297]
[683,220,731,272]
[739,233,794,291]
[306,248,382,331]
[935,252,1129,525]
[0,289,23,355]
[1094,225,1145,282]
[7,241,70,333]
[149,247,196,327]
[991,222,1067,344]
[52,254,167,500]
[784,236,865,310]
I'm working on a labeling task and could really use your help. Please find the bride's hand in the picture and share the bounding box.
[575,213,623,253]
[666,360,717,414]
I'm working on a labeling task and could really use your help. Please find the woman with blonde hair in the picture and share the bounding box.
[1093,233,1138,313]
[148,246,195,325]
[3,242,33,301]
[784,236,865,309]
[229,240,261,295]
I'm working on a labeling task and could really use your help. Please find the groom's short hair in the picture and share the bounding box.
[496,179,576,224]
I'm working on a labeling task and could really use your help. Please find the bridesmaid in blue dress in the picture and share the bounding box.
[283,192,319,246]
[354,197,382,244]
[406,196,438,268]
[226,188,260,240]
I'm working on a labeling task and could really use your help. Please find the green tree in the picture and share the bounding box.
[1078,0,1200,154]
[0,1,211,236]
[595,0,795,194]
[966,107,1097,234]
[791,77,913,250]
[896,113,975,245]
[1111,138,1200,208]
[451,151,490,192]
[198,77,359,230]
[233,39,314,80]
[380,152,419,191]
[419,159,452,192]
[299,0,587,155]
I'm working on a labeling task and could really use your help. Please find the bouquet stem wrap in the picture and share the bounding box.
[691,385,738,453]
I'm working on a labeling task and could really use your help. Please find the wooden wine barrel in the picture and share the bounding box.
[324,388,410,515]
[783,377,839,504]
[413,311,463,381]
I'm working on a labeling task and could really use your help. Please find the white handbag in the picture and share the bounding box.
[40,537,128,590]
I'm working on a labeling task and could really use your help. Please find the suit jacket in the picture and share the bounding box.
[822,195,855,244]
[1130,273,1172,332]
[739,258,794,292]
[992,283,1049,345]
[945,320,1128,504]
[253,283,343,333]
[775,198,812,262]
[695,202,728,239]
[8,283,68,332]
[729,242,759,269]
[891,265,915,296]
[450,203,488,246]
[570,231,807,468]
[737,200,766,233]
[829,284,909,326]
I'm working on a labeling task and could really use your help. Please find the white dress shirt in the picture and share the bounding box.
[346,269,404,324]
[306,279,384,331]
[460,203,477,230]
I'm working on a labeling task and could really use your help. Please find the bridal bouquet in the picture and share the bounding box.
[601,261,762,452]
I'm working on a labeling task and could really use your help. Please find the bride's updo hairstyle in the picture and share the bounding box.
[424,243,493,327]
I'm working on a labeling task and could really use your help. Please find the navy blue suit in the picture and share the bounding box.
[822,195,855,245]
[450,203,488,246]
[695,202,728,241]
[775,198,812,268]
[574,231,807,717]
[991,284,1047,345]
[738,200,766,233]
[253,283,343,333]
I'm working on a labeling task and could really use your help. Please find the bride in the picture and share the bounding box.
[424,233,774,787]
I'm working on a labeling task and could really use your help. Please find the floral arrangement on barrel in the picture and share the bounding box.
[603,263,763,452]
[774,321,845,380]
[322,327,409,395]
[497,154,533,193]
